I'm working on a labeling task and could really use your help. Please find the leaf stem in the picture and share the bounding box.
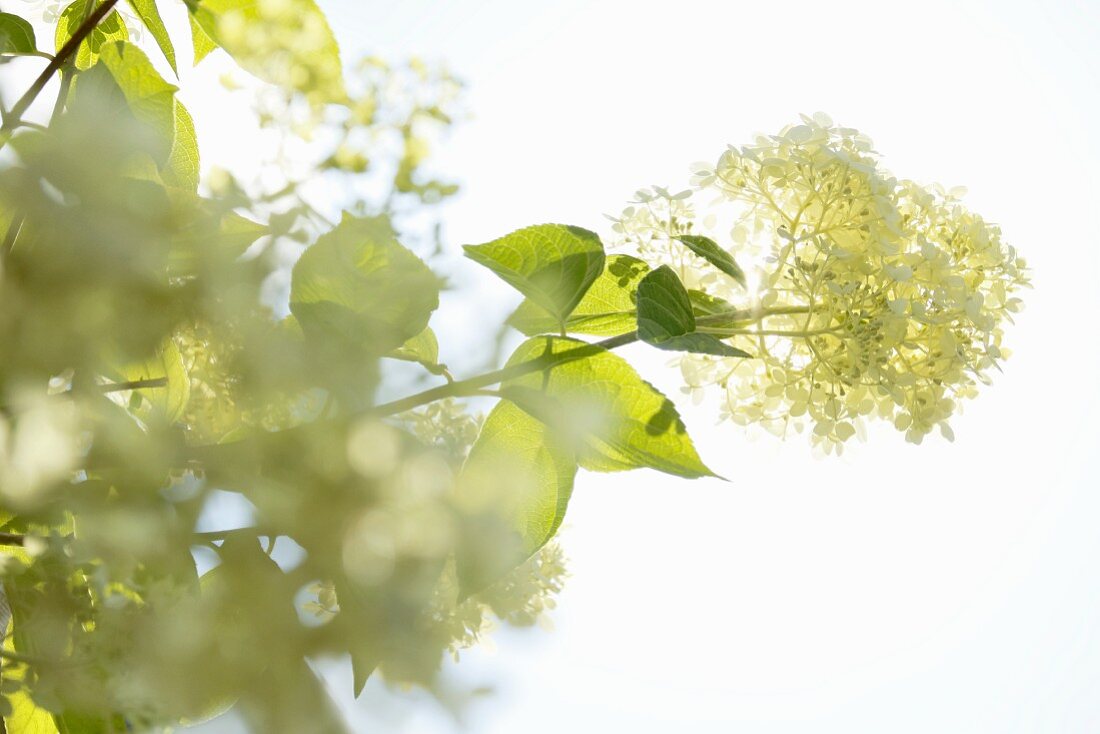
[368,330,638,417]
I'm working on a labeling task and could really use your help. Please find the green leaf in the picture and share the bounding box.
[464,224,605,326]
[168,193,267,274]
[75,41,178,165]
[500,336,715,478]
[56,0,129,70]
[188,13,217,65]
[688,289,739,319]
[114,339,191,423]
[2,617,60,734]
[508,254,649,336]
[636,265,695,343]
[0,12,37,54]
[188,0,345,101]
[290,214,440,355]
[456,400,576,592]
[638,266,750,358]
[385,327,450,377]
[55,711,129,733]
[126,0,177,74]
[653,332,751,358]
[161,100,199,191]
[675,234,747,287]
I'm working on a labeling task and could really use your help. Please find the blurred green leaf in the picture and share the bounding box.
[0,12,36,54]
[56,0,129,70]
[458,399,576,566]
[168,193,267,274]
[188,0,346,101]
[501,336,715,478]
[114,339,190,423]
[75,41,178,165]
[465,224,605,327]
[290,214,439,355]
[2,615,60,734]
[674,234,746,287]
[126,0,177,74]
[508,254,649,336]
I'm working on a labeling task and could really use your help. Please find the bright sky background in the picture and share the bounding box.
[9,0,1100,731]
[317,2,1100,731]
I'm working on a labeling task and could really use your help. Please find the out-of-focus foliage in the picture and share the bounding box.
[0,3,1026,732]
[0,2,575,730]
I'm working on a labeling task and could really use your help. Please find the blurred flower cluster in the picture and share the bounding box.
[611,114,1029,451]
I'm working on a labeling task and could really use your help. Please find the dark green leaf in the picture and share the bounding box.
[0,12,36,54]
[675,234,746,287]
[501,336,715,478]
[290,214,439,355]
[508,254,649,336]
[653,333,751,358]
[464,224,605,326]
[636,264,695,343]
[688,289,739,319]
[637,266,750,357]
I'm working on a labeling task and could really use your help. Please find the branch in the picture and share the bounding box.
[179,331,640,468]
[0,532,24,547]
[0,0,120,147]
[99,378,168,393]
[368,330,638,417]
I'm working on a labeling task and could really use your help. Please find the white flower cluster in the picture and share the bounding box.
[613,114,1029,452]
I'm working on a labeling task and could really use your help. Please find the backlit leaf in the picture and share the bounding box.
[188,0,345,101]
[465,224,605,327]
[290,214,439,355]
[675,234,746,287]
[456,399,576,592]
[56,0,129,70]
[75,41,178,165]
[114,339,191,423]
[501,336,715,478]
[508,254,649,336]
[127,0,177,74]
[161,100,199,190]
[188,13,217,65]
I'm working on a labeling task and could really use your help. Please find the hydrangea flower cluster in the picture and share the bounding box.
[611,114,1029,452]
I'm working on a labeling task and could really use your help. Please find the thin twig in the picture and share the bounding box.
[0,0,120,148]
[99,378,168,393]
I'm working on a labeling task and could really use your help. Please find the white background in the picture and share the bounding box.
[10,0,1100,731]
[318,2,1100,732]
